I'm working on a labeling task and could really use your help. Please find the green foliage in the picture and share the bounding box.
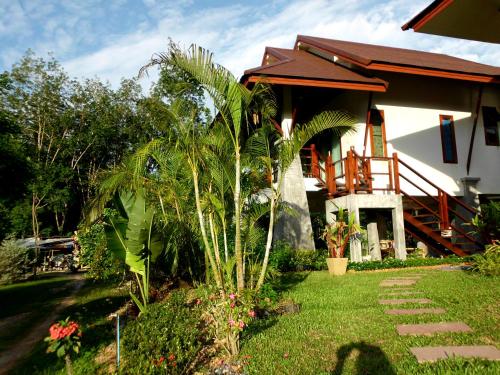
[473,241,500,276]
[471,201,500,244]
[0,238,34,284]
[268,241,328,272]
[347,255,472,271]
[44,317,82,358]
[77,210,124,281]
[121,290,203,374]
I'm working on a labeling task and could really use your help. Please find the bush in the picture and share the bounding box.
[0,238,34,284]
[347,256,473,271]
[77,213,124,281]
[473,241,500,276]
[268,242,328,272]
[121,290,203,374]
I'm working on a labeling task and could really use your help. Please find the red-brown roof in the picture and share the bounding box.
[296,35,500,81]
[243,47,388,92]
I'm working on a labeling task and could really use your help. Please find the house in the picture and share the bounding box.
[242,35,500,261]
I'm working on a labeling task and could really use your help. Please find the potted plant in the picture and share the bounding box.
[322,207,361,275]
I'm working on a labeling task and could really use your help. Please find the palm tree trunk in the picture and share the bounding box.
[234,151,244,291]
[256,191,276,291]
[192,166,223,289]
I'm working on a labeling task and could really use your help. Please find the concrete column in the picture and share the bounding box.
[273,87,315,250]
[460,177,481,210]
[392,195,407,260]
[346,195,362,262]
[367,222,382,261]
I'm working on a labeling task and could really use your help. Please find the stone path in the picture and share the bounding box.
[379,279,417,287]
[377,272,499,365]
[379,298,432,305]
[385,308,446,315]
[411,346,500,363]
[397,322,472,336]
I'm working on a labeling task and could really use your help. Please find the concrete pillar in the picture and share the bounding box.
[367,222,382,261]
[460,177,481,209]
[392,195,407,260]
[273,87,315,250]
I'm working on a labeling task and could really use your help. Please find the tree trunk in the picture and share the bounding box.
[233,151,244,291]
[192,166,223,289]
[65,354,73,375]
[256,191,276,291]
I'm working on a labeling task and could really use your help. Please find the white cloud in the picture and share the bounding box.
[53,0,500,90]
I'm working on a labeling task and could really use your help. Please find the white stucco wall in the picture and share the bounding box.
[321,74,500,197]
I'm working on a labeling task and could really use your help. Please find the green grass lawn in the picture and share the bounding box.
[7,278,128,374]
[242,269,500,374]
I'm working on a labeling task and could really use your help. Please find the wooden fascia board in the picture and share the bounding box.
[246,75,387,92]
[410,0,455,32]
[367,62,498,83]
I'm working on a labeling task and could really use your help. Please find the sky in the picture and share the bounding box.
[1,0,499,91]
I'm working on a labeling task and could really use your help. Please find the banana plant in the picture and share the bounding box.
[105,189,163,313]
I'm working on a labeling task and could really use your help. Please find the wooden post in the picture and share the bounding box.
[441,190,449,229]
[311,144,318,179]
[392,152,400,194]
[326,153,336,196]
[366,159,373,193]
[346,150,354,194]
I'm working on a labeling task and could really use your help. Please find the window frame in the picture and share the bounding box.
[439,114,458,164]
[368,109,387,157]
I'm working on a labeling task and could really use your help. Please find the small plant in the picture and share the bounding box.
[470,201,500,244]
[473,241,500,276]
[199,288,257,356]
[0,238,35,284]
[44,317,82,375]
[322,208,361,258]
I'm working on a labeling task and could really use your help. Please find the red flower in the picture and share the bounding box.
[248,310,256,318]
[168,354,175,361]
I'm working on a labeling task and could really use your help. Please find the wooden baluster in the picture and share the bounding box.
[393,152,400,194]
[311,144,318,179]
[438,190,444,230]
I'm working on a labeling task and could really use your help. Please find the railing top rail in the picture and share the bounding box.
[397,157,478,215]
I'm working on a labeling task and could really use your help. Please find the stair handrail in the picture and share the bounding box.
[397,158,479,217]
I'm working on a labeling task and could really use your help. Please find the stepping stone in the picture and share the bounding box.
[390,276,422,279]
[379,298,431,305]
[385,308,446,315]
[380,279,417,287]
[382,291,423,296]
[410,346,500,363]
[397,322,472,336]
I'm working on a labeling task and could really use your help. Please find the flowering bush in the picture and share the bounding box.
[45,317,82,374]
[199,288,257,356]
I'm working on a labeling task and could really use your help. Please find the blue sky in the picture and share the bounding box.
[1,0,499,90]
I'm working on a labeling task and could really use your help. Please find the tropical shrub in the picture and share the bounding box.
[268,242,328,272]
[347,256,472,271]
[121,290,203,374]
[322,207,362,258]
[473,241,500,276]
[77,212,124,281]
[0,238,34,284]
[471,201,500,244]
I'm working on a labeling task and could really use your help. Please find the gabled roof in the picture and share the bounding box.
[402,0,500,44]
[243,47,388,92]
[296,35,500,83]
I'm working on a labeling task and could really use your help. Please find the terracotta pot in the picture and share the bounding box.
[326,257,348,276]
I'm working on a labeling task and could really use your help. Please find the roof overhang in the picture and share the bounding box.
[243,75,387,92]
[402,0,500,44]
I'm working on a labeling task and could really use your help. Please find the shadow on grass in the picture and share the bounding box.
[331,341,396,375]
[13,293,127,374]
[271,272,311,294]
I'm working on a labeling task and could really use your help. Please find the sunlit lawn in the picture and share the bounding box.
[242,269,500,374]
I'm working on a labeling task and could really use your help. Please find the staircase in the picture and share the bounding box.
[301,145,483,256]
[397,158,483,256]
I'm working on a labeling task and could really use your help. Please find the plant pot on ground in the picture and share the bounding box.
[322,207,362,276]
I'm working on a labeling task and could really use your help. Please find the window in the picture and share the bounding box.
[482,106,500,146]
[439,115,457,164]
[369,109,386,157]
